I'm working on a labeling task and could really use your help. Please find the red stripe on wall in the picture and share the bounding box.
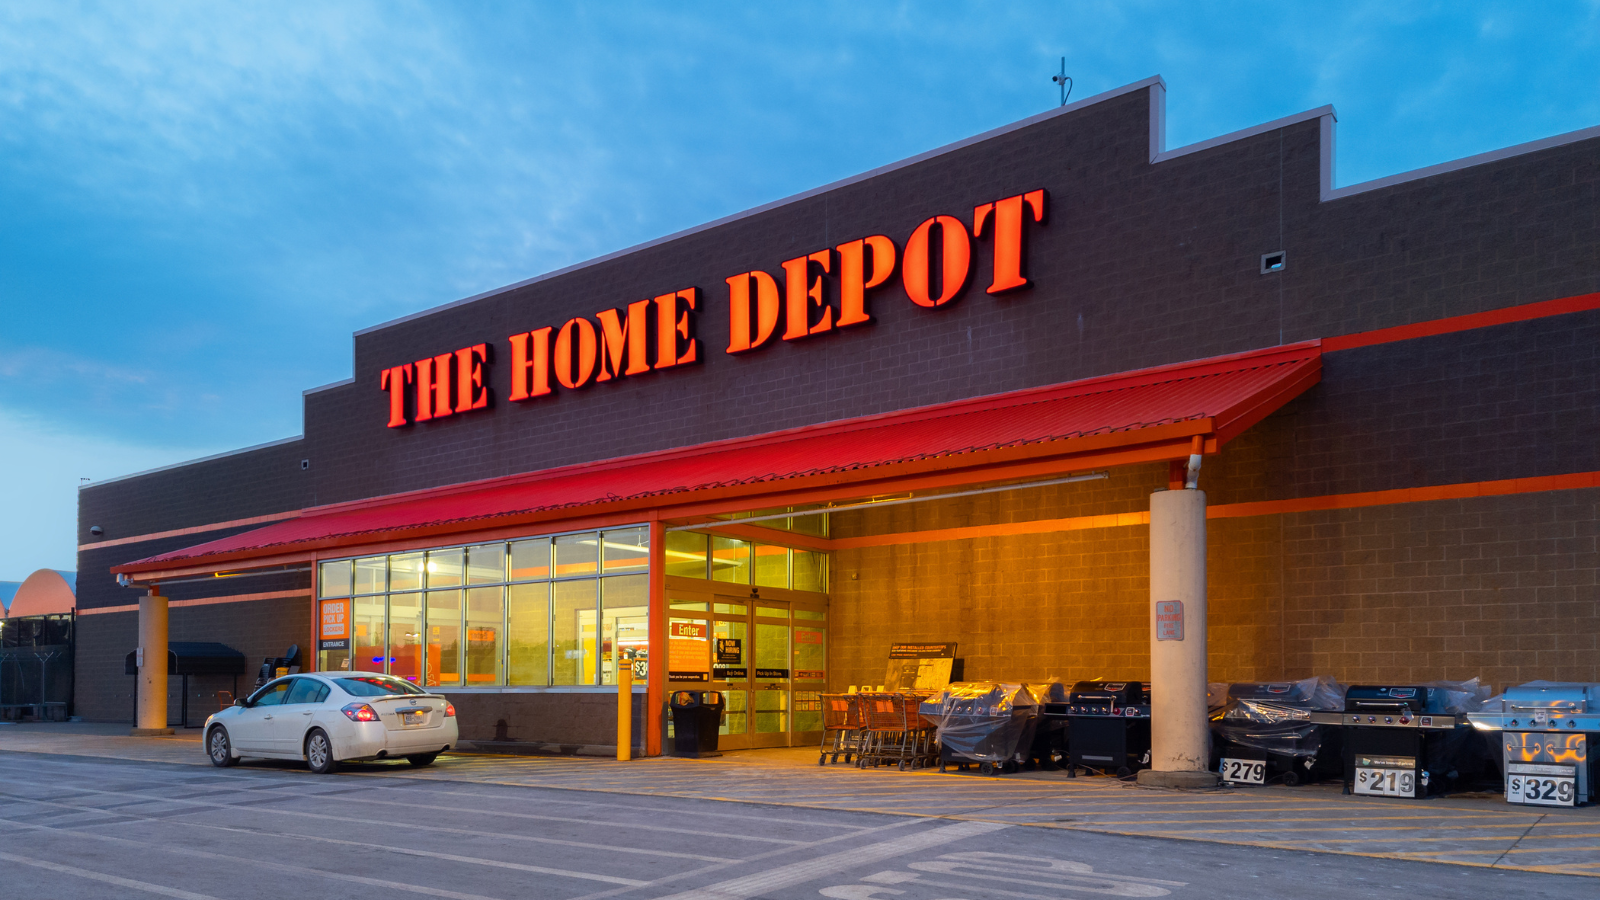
[1323,292,1600,352]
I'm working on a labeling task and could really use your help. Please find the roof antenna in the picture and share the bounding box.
[1052,57,1073,107]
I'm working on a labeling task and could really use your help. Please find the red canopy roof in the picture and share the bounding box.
[116,341,1320,577]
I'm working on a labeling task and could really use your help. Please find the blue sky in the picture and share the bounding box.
[2,1,1599,581]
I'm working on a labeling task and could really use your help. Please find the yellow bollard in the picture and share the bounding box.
[617,664,633,761]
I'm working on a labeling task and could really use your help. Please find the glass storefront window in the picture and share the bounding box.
[314,525,653,688]
[466,544,505,584]
[352,594,386,674]
[664,531,707,578]
[427,548,464,589]
[388,592,423,683]
[753,544,789,588]
[711,536,751,584]
[792,549,828,593]
[390,552,425,593]
[465,586,503,684]
[354,556,387,595]
[511,538,552,580]
[425,590,462,687]
[507,582,550,685]
[668,528,828,593]
[603,527,650,573]
[318,560,351,598]
[552,579,597,685]
[602,575,649,684]
[555,533,600,578]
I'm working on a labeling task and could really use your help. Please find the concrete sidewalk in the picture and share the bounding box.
[5,721,1598,878]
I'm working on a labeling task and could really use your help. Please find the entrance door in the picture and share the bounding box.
[666,579,827,750]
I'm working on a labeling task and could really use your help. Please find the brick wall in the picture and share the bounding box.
[830,486,1596,693]
[74,595,312,724]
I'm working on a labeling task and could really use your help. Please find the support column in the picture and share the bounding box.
[132,588,173,736]
[1137,488,1217,787]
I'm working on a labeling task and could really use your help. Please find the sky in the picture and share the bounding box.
[2,1,1599,581]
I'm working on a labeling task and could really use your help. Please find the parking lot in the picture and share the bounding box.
[1,722,1598,898]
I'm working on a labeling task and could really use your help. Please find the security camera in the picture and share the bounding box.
[90,525,104,537]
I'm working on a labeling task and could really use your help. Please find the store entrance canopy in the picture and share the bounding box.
[115,341,1321,581]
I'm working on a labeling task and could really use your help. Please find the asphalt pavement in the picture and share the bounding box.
[0,749,1594,900]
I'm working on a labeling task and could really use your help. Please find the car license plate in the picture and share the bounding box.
[1507,766,1577,807]
[401,710,426,726]
[1220,758,1266,784]
[1354,767,1416,797]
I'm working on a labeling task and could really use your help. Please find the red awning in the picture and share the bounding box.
[116,341,1320,577]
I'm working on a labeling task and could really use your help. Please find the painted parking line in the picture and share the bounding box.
[0,850,221,900]
[0,819,509,900]
[657,821,1009,900]
[0,783,734,863]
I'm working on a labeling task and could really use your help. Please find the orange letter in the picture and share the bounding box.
[379,363,412,427]
[655,288,699,369]
[595,299,653,382]
[973,189,1046,294]
[454,343,489,412]
[835,235,895,328]
[553,317,598,389]
[902,214,971,308]
[414,353,454,421]
[508,327,553,401]
[725,271,781,353]
[782,249,834,340]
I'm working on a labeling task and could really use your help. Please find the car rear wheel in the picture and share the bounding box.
[206,727,237,767]
[305,729,338,774]
[406,752,439,767]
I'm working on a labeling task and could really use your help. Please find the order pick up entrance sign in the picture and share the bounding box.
[1155,601,1184,641]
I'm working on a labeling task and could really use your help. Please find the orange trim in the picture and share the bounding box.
[1209,470,1600,519]
[831,471,1600,549]
[1323,292,1600,352]
[79,589,310,616]
[78,510,301,551]
[831,511,1151,550]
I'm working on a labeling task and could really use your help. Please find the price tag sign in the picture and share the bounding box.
[1507,763,1577,807]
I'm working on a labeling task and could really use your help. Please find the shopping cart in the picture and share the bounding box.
[819,693,865,765]
[857,692,938,770]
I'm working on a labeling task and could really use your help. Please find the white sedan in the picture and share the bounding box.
[204,672,459,774]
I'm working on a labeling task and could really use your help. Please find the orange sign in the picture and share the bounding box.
[379,189,1046,427]
[319,599,350,641]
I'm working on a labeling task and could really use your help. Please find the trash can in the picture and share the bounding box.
[1211,676,1346,786]
[669,690,725,758]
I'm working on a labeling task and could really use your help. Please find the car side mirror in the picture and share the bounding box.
[233,699,247,708]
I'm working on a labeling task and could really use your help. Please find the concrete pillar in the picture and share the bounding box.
[1137,488,1218,788]
[132,589,173,736]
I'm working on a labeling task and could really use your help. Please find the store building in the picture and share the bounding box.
[78,77,1600,758]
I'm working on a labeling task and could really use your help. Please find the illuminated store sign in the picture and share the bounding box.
[379,189,1046,427]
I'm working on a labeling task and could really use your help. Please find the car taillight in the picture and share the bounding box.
[444,703,456,718]
[341,703,379,722]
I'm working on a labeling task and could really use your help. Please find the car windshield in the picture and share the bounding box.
[336,675,427,697]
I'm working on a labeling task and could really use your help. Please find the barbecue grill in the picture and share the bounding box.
[1062,680,1150,777]
[1311,681,1489,798]
[921,682,1038,775]
[1468,682,1600,807]
[1212,676,1345,786]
